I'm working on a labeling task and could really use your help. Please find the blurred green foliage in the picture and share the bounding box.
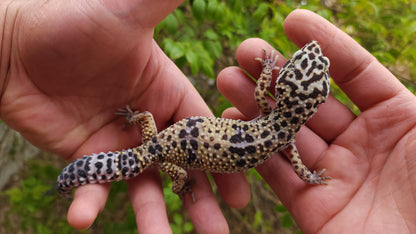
[2,0,416,233]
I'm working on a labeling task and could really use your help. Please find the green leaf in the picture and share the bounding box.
[183,222,194,233]
[253,3,269,22]
[192,0,206,23]
[280,213,295,228]
[162,39,184,59]
[200,60,214,78]
[206,0,218,20]
[203,29,219,40]
[203,40,222,59]
[252,210,263,229]
[185,49,199,75]
[274,204,287,213]
[164,14,179,33]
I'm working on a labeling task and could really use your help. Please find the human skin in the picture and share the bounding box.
[2,0,416,233]
[218,9,416,234]
[0,0,247,232]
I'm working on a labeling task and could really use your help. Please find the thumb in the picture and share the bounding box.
[101,0,185,28]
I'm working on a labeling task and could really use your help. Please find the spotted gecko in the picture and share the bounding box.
[57,40,331,200]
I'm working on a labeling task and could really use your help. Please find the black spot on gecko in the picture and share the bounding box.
[236,159,246,167]
[68,164,74,173]
[230,134,243,143]
[156,144,163,152]
[152,137,157,143]
[187,149,197,162]
[78,170,86,178]
[190,139,198,150]
[95,162,103,169]
[308,53,316,60]
[229,146,245,156]
[190,128,199,137]
[85,157,92,171]
[294,69,303,80]
[301,58,308,69]
[122,167,129,177]
[148,146,156,154]
[179,129,187,138]
[245,146,256,154]
[261,131,270,138]
[264,140,272,148]
[286,132,293,141]
[245,135,254,142]
[180,140,187,150]
[76,160,84,167]
[214,143,221,150]
[290,117,299,124]
[295,107,304,114]
[133,166,140,173]
[243,124,249,131]
[273,123,280,131]
[186,119,197,127]
[283,112,292,118]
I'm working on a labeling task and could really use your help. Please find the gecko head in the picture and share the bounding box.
[274,40,330,124]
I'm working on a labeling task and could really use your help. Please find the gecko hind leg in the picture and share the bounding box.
[115,105,158,143]
[159,161,195,203]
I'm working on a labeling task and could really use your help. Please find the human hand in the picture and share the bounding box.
[217,9,416,233]
[0,1,250,232]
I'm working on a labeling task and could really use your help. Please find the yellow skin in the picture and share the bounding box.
[1,0,416,232]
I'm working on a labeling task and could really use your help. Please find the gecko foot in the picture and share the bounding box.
[308,168,331,185]
[177,180,196,203]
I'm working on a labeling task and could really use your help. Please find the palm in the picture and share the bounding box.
[1,1,234,232]
[1,1,180,159]
[218,10,416,233]
[314,99,416,232]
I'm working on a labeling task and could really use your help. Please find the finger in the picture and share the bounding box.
[67,183,111,229]
[212,172,251,209]
[217,66,260,120]
[127,169,171,233]
[235,38,287,82]
[283,9,404,111]
[306,95,356,142]
[184,171,229,233]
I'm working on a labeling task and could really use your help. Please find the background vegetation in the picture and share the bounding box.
[1,0,415,233]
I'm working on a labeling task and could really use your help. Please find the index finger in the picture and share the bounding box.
[284,9,405,112]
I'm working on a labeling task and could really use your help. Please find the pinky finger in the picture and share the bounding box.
[127,169,171,233]
[67,183,111,229]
